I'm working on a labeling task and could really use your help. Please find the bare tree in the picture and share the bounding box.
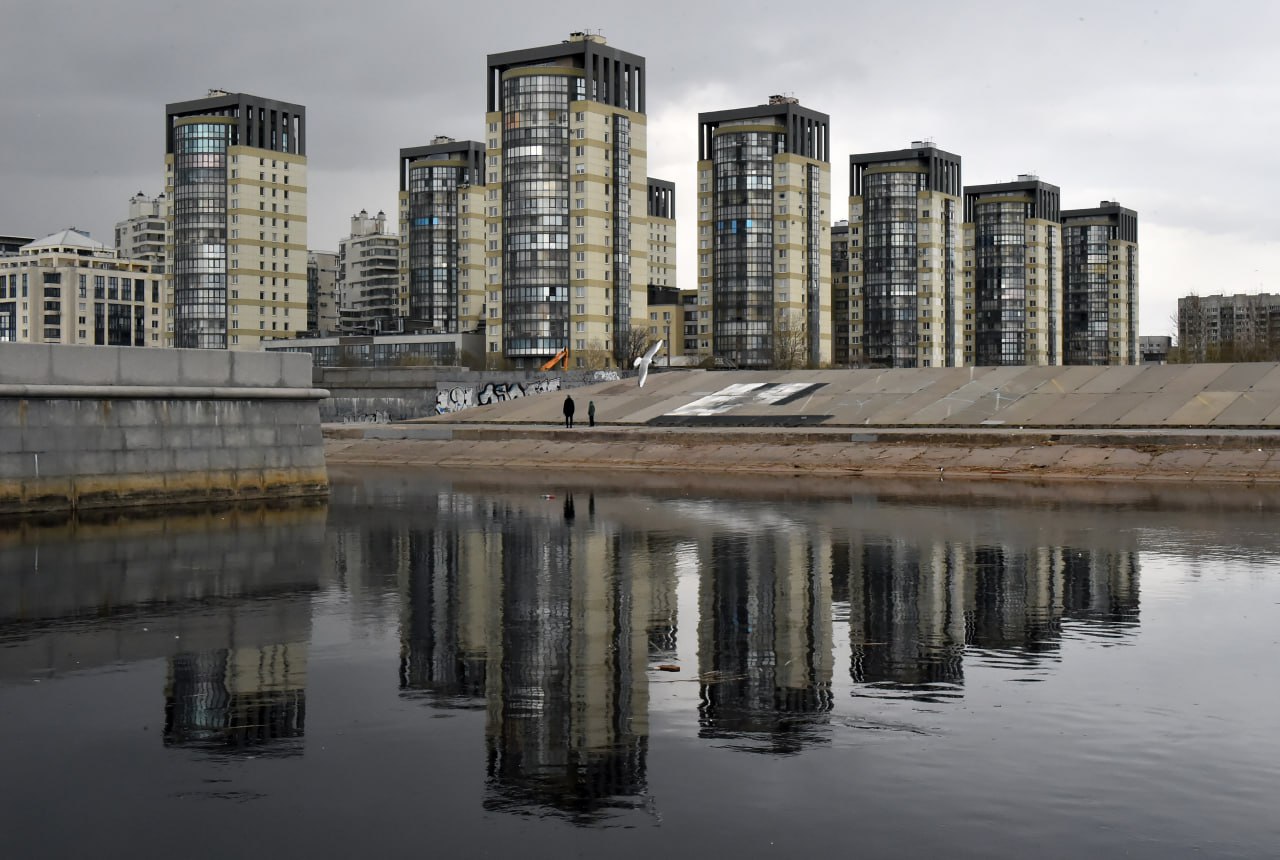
[622,325,655,367]
[771,307,809,370]
[579,338,613,370]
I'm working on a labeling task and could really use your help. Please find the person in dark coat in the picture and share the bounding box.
[563,395,575,428]
[587,400,596,427]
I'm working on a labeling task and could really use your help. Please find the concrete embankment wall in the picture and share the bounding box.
[315,366,618,422]
[324,363,1280,485]
[1,343,329,514]
[415,363,1280,428]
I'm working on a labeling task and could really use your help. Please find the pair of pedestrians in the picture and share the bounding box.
[562,396,595,428]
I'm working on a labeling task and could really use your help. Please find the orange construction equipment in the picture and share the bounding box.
[540,347,569,371]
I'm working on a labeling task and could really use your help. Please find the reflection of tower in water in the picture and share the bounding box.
[481,515,658,823]
[698,529,834,754]
[842,527,1142,701]
[399,528,489,705]
[846,540,966,697]
[164,641,308,757]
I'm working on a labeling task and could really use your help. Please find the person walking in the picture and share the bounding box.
[587,400,596,427]
[563,395,576,428]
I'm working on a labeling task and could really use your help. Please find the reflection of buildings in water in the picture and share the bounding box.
[846,540,966,695]
[697,529,835,754]
[165,641,308,757]
[391,495,679,823]
[163,590,314,756]
[484,523,652,822]
[0,506,324,761]
[1061,548,1141,631]
[841,533,1141,699]
[398,529,489,705]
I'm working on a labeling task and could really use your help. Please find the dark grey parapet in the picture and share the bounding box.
[0,344,329,514]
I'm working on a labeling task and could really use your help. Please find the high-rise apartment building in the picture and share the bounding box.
[831,221,851,365]
[484,33,650,370]
[848,142,962,368]
[0,230,161,345]
[165,90,307,349]
[1061,201,1138,365]
[647,179,676,290]
[697,97,831,368]
[306,250,338,336]
[398,137,486,335]
[963,176,1061,366]
[114,192,167,269]
[337,210,399,335]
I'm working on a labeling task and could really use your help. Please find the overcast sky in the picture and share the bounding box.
[3,0,1278,336]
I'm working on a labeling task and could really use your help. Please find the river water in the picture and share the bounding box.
[1,468,1278,859]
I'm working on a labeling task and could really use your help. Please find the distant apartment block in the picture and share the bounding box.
[0,230,161,345]
[1062,201,1139,365]
[165,90,307,349]
[484,32,651,370]
[306,250,338,335]
[1139,335,1171,364]
[848,141,962,368]
[1178,293,1280,362]
[114,192,167,269]
[963,176,1062,366]
[698,96,832,368]
[397,137,486,335]
[338,210,399,335]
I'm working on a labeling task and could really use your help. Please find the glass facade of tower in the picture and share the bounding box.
[1064,223,1110,365]
[500,72,580,358]
[172,121,230,349]
[973,201,1027,366]
[863,171,921,367]
[408,162,465,331]
[711,126,784,368]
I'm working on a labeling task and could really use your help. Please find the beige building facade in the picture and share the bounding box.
[114,192,167,268]
[847,142,963,368]
[398,137,487,335]
[483,33,651,370]
[1062,202,1139,365]
[697,98,832,369]
[337,210,398,335]
[0,229,162,346]
[165,91,307,350]
[306,250,339,336]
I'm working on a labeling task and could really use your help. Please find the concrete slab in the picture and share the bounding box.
[1165,392,1241,425]
[1116,392,1205,425]
[0,343,54,385]
[1075,365,1146,394]
[1030,366,1109,394]
[50,344,121,386]
[179,348,233,387]
[1031,394,1105,426]
[1210,392,1280,426]
[1204,363,1274,392]
[1247,366,1280,392]
[1069,394,1153,425]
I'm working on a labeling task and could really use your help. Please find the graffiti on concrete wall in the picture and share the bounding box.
[341,411,391,424]
[435,386,476,414]
[435,377,562,414]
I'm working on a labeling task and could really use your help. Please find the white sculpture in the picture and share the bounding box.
[634,339,664,388]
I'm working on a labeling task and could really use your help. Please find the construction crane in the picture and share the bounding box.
[540,348,569,371]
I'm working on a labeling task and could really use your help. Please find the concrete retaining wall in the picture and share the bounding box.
[1,343,329,514]
[315,366,619,422]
